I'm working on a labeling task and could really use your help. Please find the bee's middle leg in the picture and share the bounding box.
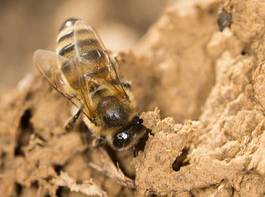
[64,106,82,131]
[92,136,106,148]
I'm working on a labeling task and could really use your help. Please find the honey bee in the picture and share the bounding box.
[33,18,146,151]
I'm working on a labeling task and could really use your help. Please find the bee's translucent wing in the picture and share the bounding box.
[73,20,110,78]
[73,20,106,57]
[73,20,129,100]
[33,49,91,118]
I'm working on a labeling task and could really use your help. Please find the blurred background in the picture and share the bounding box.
[0,0,168,92]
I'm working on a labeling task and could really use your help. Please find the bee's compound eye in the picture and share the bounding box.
[112,130,132,149]
[60,18,80,31]
[132,116,143,126]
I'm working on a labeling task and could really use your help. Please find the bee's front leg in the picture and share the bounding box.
[121,80,132,90]
[132,146,137,157]
[64,106,82,131]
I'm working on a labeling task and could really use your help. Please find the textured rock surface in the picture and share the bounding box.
[2,0,265,196]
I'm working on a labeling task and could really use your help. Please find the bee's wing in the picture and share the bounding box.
[33,49,92,119]
[107,53,129,100]
[73,20,129,100]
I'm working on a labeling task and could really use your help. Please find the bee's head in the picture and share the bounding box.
[98,96,146,151]
[111,116,145,151]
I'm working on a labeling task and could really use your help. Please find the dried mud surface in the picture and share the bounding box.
[2,0,265,196]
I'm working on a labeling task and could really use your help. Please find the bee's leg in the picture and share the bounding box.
[103,49,112,55]
[104,50,119,71]
[121,80,132,90]
[92,136,106,148]
[132,146,137,157]
[64,106,82,131]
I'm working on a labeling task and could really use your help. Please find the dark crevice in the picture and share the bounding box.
[241,44,250,56]
[31,181,39,189]
[172,148,190,171]
[56,186,70,197]
[241,49,247,56]
[20,109,32,130]
[44,175,53,182]
[103,143,135,179]
[76,179,83,184]
[240,45,251,56]
[104,144,125,168]
[133,128,150,156]
[217,8,232,32]
[15,109,34,156]
[231,186,236,196]
[53,164,63,175]
[104,144,119,164]
[15,182,23,196]
[0,152,6,169]
[147,190,158,197]
[78,121,94,145]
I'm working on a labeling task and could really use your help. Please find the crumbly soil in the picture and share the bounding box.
[2,0,265,196]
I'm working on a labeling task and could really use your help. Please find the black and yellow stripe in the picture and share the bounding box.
[56,18,109,91]
[56,18,105,61]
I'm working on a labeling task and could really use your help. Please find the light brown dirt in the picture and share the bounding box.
[2,0,265,196]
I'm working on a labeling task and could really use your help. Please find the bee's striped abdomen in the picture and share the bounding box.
[56,18,109,91]
[56,18,106,62]
[56,18,77,59]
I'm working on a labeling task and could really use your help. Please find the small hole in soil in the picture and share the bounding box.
[147,190,157,196]
[56,186,70,197]
[44,175,53,182]
[241,49,247,56]
[76,179,83,184]
[15,182,23,195]
[53,164,63,175]
[172,148,190,171]
[31,181,39,189]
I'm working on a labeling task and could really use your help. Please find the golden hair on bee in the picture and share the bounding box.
[33,18,146,151]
